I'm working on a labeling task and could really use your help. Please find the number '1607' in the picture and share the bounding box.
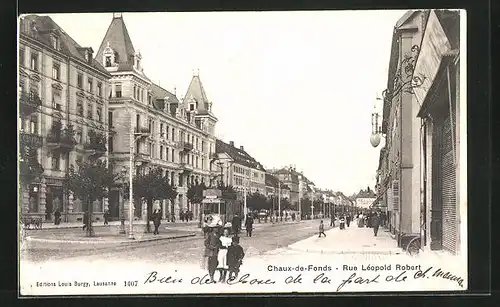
[124,281,138,287]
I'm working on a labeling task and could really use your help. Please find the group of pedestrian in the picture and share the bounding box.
[204,227,246,283]
[180,211,193,222]
[356,211,383,236]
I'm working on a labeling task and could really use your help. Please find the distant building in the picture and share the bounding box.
[265,173,290,199]
[268,166,301,209]
[214,140,266,197]
[355,188,377,210]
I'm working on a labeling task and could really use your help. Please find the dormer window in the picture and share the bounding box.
[105,56,112,67]
[189,104,195,111]
[136,59,141,70]
[51,35,59,50]
[85,51,89,62]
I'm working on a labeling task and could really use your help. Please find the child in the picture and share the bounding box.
[318,220,326,237]
[227,236,245,281]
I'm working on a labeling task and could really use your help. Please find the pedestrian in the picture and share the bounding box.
[346,214,351,227]
[291,212,296,221]
[318,220,326,237]
[231,214,241,236]
[171,213,176,223]
[330,214,335,227]
[82,210,89,231]
[204,227,220,282]
[245,214,254,237]
[217,228,232,283]
[153,209,161,235]
[103,209,109,225]
[358,213,364,227]
[227,236,245,281]
[53,207,61,225]
[339,216,346,230]
[372,212,381,236]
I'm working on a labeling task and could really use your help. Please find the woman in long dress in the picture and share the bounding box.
[217,228,232,282]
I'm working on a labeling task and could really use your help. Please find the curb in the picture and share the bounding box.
[286,246,403,255]
[24,232,196,245]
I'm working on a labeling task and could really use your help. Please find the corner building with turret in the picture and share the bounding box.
[97,13,218,221]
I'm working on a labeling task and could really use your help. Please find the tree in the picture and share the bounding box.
[300,197,312,218]
[247,192,267,211]
[66,159,114,237]
[280,198,291,211]
[124,167,178,233]
[187,182,207,207]
[217,183,237,200]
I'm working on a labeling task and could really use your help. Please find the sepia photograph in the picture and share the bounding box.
[18,9,467,295]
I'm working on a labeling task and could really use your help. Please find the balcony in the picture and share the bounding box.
[135,127,151,135]
[20,132,43,148]
[134,153,150,164]
[46,124,77,154]
[84,130,106,157]
[178,141,193,152]
[180,162,194,172]
[19,92,42,117]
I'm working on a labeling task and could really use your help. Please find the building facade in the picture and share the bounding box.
[18,15,111,222]
[96,13,217,221]
[380,10,428,244]
[414,10,462,255]
[269,166,300,209]
[214,140,266,197]
[354,188,377,210]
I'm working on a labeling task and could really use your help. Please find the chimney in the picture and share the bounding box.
[229,141,234,147]
[240,146,244,151]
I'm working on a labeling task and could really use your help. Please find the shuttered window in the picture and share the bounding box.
[392,179,400,211]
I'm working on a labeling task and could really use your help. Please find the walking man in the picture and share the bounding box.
[346,214,351,227]
[245,214,254,237]
[318,220,326,237]
[330,214,335,227]
[82,210,89,231]
[153,209,161,235]
[103,209,109,225]
[372,212,381,236]
[231,214,241,236]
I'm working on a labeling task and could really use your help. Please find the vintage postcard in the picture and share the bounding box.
[18,9,467,296]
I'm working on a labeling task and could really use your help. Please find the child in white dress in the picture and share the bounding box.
[217,228,232,282]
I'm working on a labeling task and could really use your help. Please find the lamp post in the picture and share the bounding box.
[278,181,281,222]
[119,166,127,234]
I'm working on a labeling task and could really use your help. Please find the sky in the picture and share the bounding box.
[40,10,406,195]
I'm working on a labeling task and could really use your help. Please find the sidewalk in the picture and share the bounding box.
[24,224,196,244]
[288,224,402,254]
[38,219,199,231]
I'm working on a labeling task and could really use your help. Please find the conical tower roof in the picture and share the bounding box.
[183,74,211,115]
[96,13,136,65]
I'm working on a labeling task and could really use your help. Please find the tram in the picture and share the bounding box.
[201,191,242,235]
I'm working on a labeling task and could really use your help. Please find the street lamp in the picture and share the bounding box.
[119,166,127,234]
[278,180,281,222]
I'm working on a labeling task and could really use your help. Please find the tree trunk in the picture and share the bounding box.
[144,198,153,233]
[86,197,95,237]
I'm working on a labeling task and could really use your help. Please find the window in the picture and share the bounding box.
[105,56,111,67]
[202,141,205,153]
[97,106,102,122]
[166,126,170,139]
[136,114,140,129]
[77,100,84,116]
[30,52,38,71]
[19,49,25,67]
[166,147,169,161]
[149,143,153,157]
[108,111,113,128]
[172,128,175,141]
[133,85,137,100]
[29,115,38,134]
[190,104,195,111]
[171,148,174,162]
[160,145,163,160]
[51,35,59,50]
[148,95,152,105]
[87,102,92,119]
[52,63,60,80]
[87,77,93,93]
[51,153,60,171]
[52,91,62,110]
[115,84,122,98]
[196,157,199,168]
[77,73,83,88]
[97,82,102,97]
[76,127,83,144]
[160,123,164,137]
[108,136,114,152]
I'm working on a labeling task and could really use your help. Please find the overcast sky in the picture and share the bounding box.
[40,11,406,195]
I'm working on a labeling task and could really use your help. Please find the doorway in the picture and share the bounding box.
[109,190,120,220]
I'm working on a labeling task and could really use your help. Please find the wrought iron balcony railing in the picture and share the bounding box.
[20,132,43,148]
[180,162,194,172]
[19,92,42,116]
[178,141,193,152]
[135,127,151,135]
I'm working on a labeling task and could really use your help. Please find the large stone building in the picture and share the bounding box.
[18,15,111,222]
[268,166,300,209]
[378,9,463,255]
[379,10,428,244]
[413,10,462,255]
[96,13,217,221]
[214,140,266,197]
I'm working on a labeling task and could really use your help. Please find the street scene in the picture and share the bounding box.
[18,9,466,294]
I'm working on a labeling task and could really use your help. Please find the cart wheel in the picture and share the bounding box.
[406,237,421,256]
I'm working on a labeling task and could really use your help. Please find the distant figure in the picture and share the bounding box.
[339,216,346,230]
[227,236,245,281]
[291,212,296,221]
[318,220,326,237]
[330,214,335,227]
[245,214,254,237]
[231,214,241,236]
[372,212,381,236]
[103,209,109,225]
[153,209,161,235]
[171,213,176,223]
[346,214,351,227]
[53,207,61,225]
[82,210,89,231]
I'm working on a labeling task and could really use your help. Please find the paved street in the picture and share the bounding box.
[21,219,320,264]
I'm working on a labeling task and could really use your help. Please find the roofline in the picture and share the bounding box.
[19,33,111,80]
